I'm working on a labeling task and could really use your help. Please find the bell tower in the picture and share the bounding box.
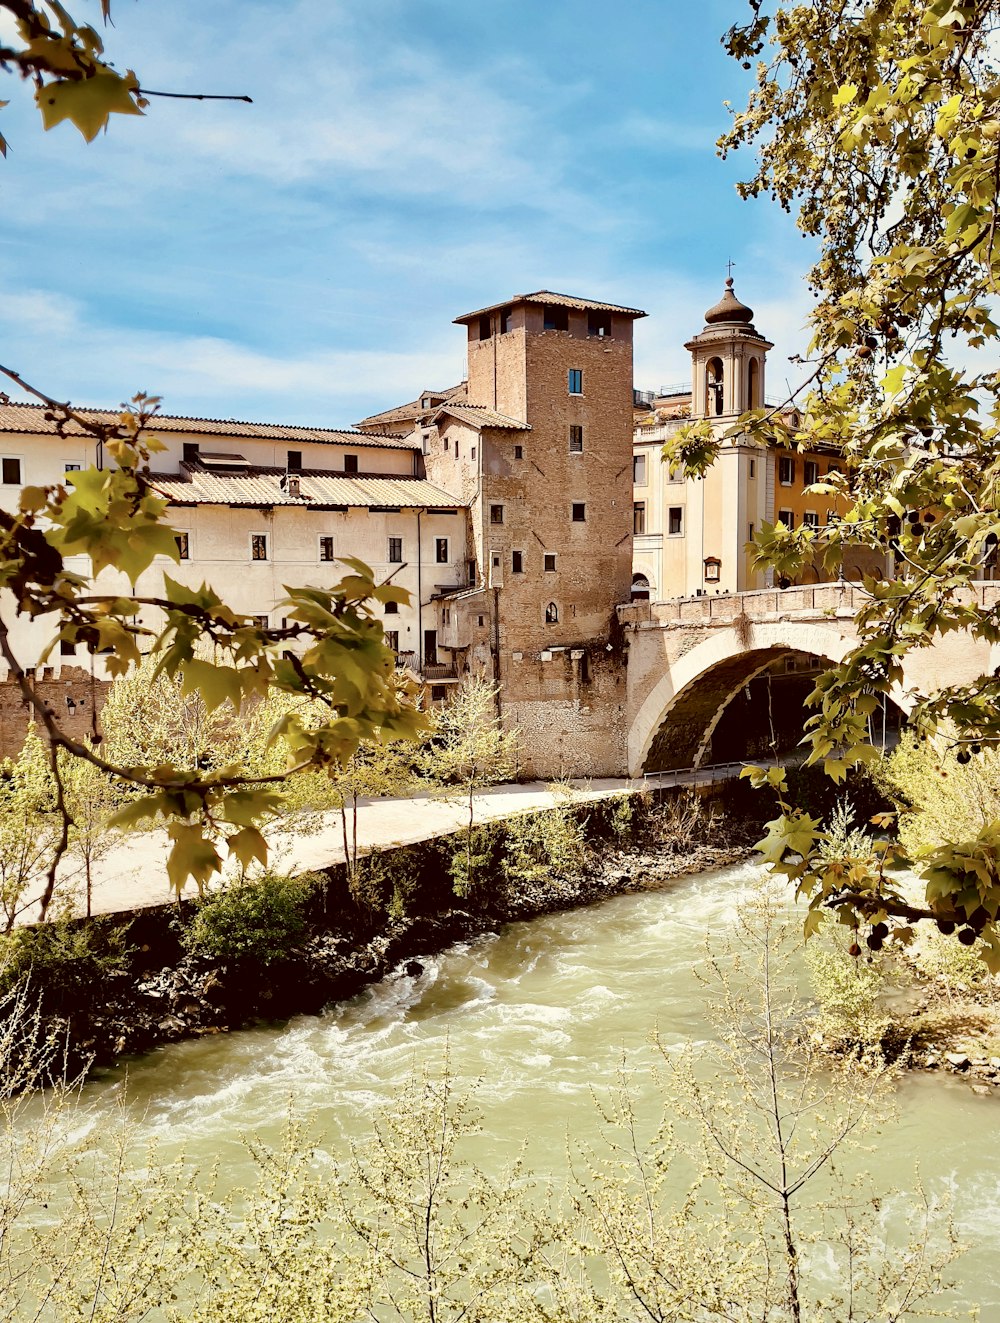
[685,277,773,419]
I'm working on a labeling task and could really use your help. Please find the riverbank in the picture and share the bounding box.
[11,790,759,1082]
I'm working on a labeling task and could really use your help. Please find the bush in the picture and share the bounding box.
[183,874,316,967]
[806,931,895,1052]
[0,921,130,1007]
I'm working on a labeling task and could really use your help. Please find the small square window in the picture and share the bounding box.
[385,600,399,615]
[385,630,399,652]
[431,684,447,701]
[60,638,76,657]
[175,532,190,560]
[251,533,268,561]
[802,511,819,529]
[512,550,524,573]
[436,537,449,564]
[514,445,523,460]
[668,507,683,536]
[287,450,303,472]
[633,502,646,535]
[490,505,504,525]
[253,614,269,629]
[544,553,556,572]
[344,454,359,474]
[779,455,795,486]
[182,443,199,464]
[64,461,82,473]
[319,535,335,561]
[1,457,21,485]
[572,502,586,522]
[633,454,647,484]
[588,311,612,338]
[569,426,583,454]
[778,509,794,529]
[568,368,583,395]
[388,537,403,563]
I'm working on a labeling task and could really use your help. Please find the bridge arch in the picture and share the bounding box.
[627,620,915,777]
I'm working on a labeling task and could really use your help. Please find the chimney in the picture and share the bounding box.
[281,473,301,498]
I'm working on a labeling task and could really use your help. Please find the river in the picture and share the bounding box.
[78,858,1000,1316]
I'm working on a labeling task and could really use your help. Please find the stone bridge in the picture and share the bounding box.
[619,582,1000,779]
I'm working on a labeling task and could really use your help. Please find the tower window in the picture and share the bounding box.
[490,504,504,525]
[543,305,569,332]
[588,311,612,338]
[706,357,724,417]
[633,502,646,535]
[544,553,557,572]
[512,550,524,573]
[287,450,303,472]
[668,507,683,536]
[568,368,583,394]
[545,602,559,624]
[436,537,449,564]
[779,455,795,486]
[747,356,761,409]
[478,315,492,340]
[572,502,586,522]
[499,306,512,334]
[569,425,583,454]
[344,454,359,474]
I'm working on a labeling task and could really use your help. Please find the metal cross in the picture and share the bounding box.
[726,257,736,280]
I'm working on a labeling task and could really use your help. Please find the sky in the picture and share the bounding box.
[0,0,817,427]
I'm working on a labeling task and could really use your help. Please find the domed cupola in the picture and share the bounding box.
[704,277,755,327]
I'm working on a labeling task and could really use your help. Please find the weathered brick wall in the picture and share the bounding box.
[0,666,110,759]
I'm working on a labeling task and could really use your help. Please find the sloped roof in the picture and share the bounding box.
[455,290,647,324]
[150,468,464,510]
[0,402,414,450]
[355,383,467,431]
[433,403,530,431]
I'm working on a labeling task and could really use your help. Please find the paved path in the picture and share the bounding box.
[37,759,760,921]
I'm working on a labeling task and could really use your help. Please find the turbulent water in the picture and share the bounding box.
[78,858,1000,1315]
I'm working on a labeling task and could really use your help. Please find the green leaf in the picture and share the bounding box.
[35,70,143,143]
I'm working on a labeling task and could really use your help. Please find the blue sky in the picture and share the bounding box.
[0,0,815,426]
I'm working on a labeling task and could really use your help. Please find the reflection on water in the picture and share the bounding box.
[69,859,1000,1313]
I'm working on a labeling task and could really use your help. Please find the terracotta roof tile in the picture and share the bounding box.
[150,467,464,510]
[355,383,466,431]
[455,290,646,323]
[433,403,530,431]
[0,402,415,450]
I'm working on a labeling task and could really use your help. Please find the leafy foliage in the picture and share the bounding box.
[715,0,1000,956]
[182,873,317,968]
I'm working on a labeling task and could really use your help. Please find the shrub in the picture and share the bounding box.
[503,808,588,892]
[0,921,130,1007]
[183,873,316,967]
[806,932,894,1052]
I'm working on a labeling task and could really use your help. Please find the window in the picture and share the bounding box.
[468,559,477,584]
[431,685,447,701]
[490,504,504,525]
[804,460,819,486]
[64,461,81,473]
[512,550,524,573]
[706,357,724,417]
[777,509,794,529]
[802,511,819,529]
[544,553,557,572]
[633,502,646,535]
[545,602,559,623]
[668,506,683,536]
[569,425,584,454]
[828,462,842,475]
[471,447,477,461]
[344,454,359,474]
[287,450,302,472]
[633,454,647,484]
[385,600,399,615]
[60,639,76,657]
[748,522,755,542]
[568,368,583,394]
[444,437,450,451]
[778,455,795,486]
[543,305,569,332]
[478,614,485,627]
[436,537,449,564]
[0,457,20,485]
[478,315,492,340]
[319,535,335,561]
[747,356,761,409]
[588,310,612,337]
[385,630,399,652]
[388,537,403,563]
[182,442,199,464]
[572,502,586,522]
[514,445,523,460]
[250,533,268,561]
[499,307,512,334]
[749,458,756,479]
[174,532,190,560]
[253,614,269,629]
